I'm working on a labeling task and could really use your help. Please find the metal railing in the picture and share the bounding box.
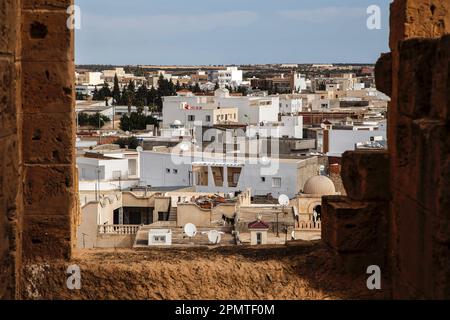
[98,224,141,235]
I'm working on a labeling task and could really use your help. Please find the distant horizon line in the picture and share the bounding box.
[75,62,376,67]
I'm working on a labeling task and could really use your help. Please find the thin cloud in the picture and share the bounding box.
[278,7,365,23]
[82,11,259,33]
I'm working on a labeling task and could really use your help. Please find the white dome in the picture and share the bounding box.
[173,120,182,125]
[303,175,336,195]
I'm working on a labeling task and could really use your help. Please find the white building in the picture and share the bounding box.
[163,88,279,126]
[325,129,387,157]
[148,229,172,246]
[292,73,307,92]
[279,95,303,114]
[217,67,243,87]
[76,72,103,86]
[160,121,194,138]
[77,150,140,191]
[102,67,126,81]
[139,150,319,198]
[247,116,303,139]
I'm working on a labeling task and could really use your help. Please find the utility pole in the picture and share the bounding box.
[97,166,101,201]
[276,210,280,237]
[98,113,101,145]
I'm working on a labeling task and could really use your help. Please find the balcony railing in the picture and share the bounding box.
[298,220,321,231]
[98,225,140,235]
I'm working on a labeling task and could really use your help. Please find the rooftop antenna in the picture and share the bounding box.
[276,194,290,238]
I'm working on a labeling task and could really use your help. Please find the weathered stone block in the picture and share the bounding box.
[322,196,388,253]
[23,112,74,164]
[375,52,392,97]
[0,59,17,138]
[391,119,448,213]
[21,10,73,62]
[390,0,450,51]
[398,39,438,119]
[341,150,390,201]
[431,35,450,122]
[0,0,18,54]
[0,136,21,219]
[22,214,72,260]
[23,165,75,215]
[22,61,73,113]
[22,0,73,10]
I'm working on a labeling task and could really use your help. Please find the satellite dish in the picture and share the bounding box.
[180,142,190,151]
[206,230,224,244]
[136,146,143,152]
[278,194,289,206]
[184,223,197,238]
[291,230,296,240]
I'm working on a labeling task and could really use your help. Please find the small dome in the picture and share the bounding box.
[303,175,336,195]
[173,120,182,125]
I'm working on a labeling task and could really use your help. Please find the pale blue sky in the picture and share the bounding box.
[75,0,391,65]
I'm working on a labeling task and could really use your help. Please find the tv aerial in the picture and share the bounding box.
[184,223,197,239]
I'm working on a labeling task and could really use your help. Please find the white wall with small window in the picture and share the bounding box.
[148,229,172,246]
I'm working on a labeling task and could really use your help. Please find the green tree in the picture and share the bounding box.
[112,74,121,105]
[193,82,201,93]
[147,86,158,110]
[114,136,141,149]
[135,83,148,107]
[77,112,110,128]
[119,112,159,131]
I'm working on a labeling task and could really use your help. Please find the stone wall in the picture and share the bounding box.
[323,0,450,299]
[0,0,22,300]
[0,0,77,299]
[385,0,450,299]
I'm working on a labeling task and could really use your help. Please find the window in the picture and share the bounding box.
[153,235,166,243]
[256,232,262,245]
[166,168,170,173]
[272,177,281,188]
[261,177,266,182]
[188,115,195,121]
[173,169,178,174]
[206,115,211,122]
